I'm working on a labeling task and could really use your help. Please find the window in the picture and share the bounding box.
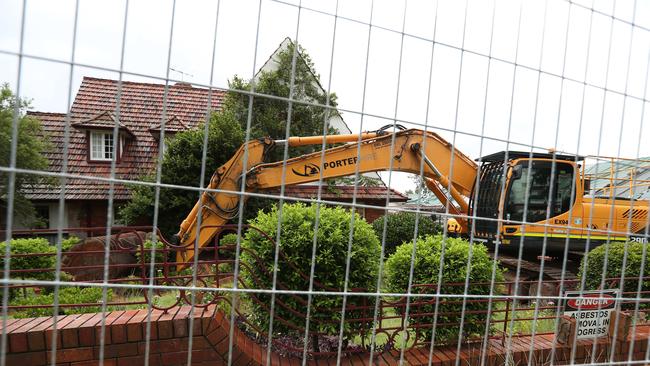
[90,131,114,161]
[506,161,575,223]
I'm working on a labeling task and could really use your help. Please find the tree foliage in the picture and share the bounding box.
[224,41,338,161]
[404,174,437,203]
[240,203,381,337]
[372,211,441,256]
[119,111,245,237]
[120,41,341,238]
[0,84,50,227]
[384,235,503,343]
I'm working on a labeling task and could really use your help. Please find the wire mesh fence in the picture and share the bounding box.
[1,0,650,365]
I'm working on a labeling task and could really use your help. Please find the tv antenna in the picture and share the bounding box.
[169,67,194,81]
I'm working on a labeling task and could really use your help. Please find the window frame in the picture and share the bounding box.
[87,130,121,163]
[504,160,577,224]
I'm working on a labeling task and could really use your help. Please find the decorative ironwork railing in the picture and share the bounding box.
[2,226,650,358]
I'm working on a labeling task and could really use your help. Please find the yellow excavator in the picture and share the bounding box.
[176,127,649,267]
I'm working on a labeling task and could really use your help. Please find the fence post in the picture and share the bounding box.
[503,283,511,345]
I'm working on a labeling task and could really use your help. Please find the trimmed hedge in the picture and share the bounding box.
[240,203,381,336]
[372,211,441,257]
[384,235,504,343]
[10,286,112,318]
[579,241,650,309]
[135,240,167,266]
[61,236,81,252]
[0,238,55,282]
[0,237,80,283]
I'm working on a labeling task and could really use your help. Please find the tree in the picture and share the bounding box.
[120,41,342,238]
[119,111,244,238]
[406,174,437,202]
[0,84,50,227]
[224,41,339,161]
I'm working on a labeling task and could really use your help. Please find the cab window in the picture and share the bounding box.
[506,161,575,223]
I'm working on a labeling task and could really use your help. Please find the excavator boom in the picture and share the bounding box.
[176,129,478,267]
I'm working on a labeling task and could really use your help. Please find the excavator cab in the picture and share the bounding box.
[470,152,583,251]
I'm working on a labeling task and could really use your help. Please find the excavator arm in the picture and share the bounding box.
[176,128,478,267]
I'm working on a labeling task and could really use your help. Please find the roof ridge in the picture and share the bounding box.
[81,76,223,92]
[26,111,68,116]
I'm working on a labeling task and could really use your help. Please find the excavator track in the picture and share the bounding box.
[493,251,581,300]
[495,252,579,282]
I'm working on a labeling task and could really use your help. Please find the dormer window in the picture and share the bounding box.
[72,111,135,163]
[90,131,115,161]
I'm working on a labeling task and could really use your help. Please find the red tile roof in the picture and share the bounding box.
[71,111,133,137]
[26,76,224,200]
[265,185,408,202]
[25,76,405,205]
[149,115,189,135]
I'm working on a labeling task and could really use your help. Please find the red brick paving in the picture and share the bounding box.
[4,305,650,365]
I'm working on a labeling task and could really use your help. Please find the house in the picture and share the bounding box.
[17,76,406,235]
[20,77,224,231]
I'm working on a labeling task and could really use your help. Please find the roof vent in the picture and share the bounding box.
[174,81,192,88]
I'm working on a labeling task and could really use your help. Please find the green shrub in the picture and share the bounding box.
[0,238,55,282]
[60,236,81,252]
[219,233,238,246]
[135,240,167,266]
[240,203,381,336]
[384,235,504,344]
[10,286,112,318]
[372,211,441,257]
[215,233,238,272]
[579,242,650,309]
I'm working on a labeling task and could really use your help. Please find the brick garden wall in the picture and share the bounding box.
[4,306,221,366]
[4,306,650,365]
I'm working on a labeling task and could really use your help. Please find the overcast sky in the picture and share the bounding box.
[1,0,650,193]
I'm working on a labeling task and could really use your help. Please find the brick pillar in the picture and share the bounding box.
[556,315,576,345]
[609,310,633,341]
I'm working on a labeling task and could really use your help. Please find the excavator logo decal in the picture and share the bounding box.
[292,157,360,177]
[292,163,320,177]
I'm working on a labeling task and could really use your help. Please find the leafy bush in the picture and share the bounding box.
[384,235,503,344]
[217,233,238,257]
[240,203,381,336]
[219,233,238,246]
[60,236,81,252]
[579,242,650,309]
[215,233,238,272]
[372,211,441,256]
[135,240,167,266]
[0,238,55,282]
[10,286,112,318]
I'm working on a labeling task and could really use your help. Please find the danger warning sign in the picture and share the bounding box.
[563,290,619,339]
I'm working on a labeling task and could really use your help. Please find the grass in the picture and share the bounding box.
[114,290,181,310]
[352,307,413,350]
[491,302,557,337]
